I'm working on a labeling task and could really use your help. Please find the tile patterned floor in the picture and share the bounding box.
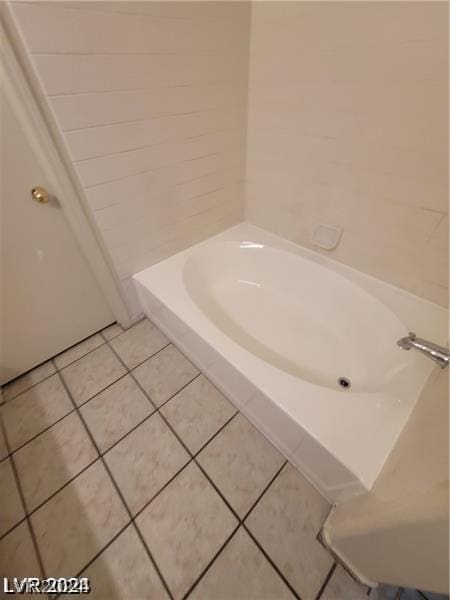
[0,318,443,600]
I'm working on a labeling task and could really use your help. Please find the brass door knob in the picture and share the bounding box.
[31,186,49,204]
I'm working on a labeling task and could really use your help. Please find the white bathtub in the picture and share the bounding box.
[133,224,447,502]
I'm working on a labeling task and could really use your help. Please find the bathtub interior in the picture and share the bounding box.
[133,223,447,501]
[183,241,410,394]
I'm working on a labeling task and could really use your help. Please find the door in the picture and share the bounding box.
[0,84,115,385]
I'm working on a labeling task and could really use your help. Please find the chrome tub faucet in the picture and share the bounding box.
[397,332,450,368]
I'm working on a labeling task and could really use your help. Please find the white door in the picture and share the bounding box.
[0,85,115,385]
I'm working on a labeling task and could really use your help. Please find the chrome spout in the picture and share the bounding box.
[397,332,450,368]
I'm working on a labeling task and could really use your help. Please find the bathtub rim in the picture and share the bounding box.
[133,222,447,499]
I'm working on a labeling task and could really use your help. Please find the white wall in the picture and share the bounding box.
[246,1,448,307]
[8,1,250,317]
[323,368,449,593]
[7,1,449,312]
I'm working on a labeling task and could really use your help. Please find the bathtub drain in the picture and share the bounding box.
[338,377,351,390]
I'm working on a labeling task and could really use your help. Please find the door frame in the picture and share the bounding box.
[0,14,132,328]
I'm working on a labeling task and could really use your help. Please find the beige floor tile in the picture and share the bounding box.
[31,461,129,578]
[2,361,56,402]
[1,375,73,451]
[14,413,98,512]
[132,344,199,407]
[101,323,124,341]
[81,375,153,453]
[0,458,25,536]
[321,565,368,600]
[109,319,168,370]
[369,584,402,600]
[190,528,295,600]
[246,463,332,599]
[61,345,126,406]
[82,525,168,599]
[104,413,189,515]
[161,375,236,453]
[0,522,41,578]
[136,462,237,599]
[197,413,285,517]
[54,334,104,370]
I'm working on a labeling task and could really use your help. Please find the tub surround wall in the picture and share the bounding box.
[245,1,449,307]
[323,368,449,593]
[6,1,448,314]
[8,1,250,318]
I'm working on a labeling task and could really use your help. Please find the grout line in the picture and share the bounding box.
[130,410,239,523]
[100,327,171,369]
[4,318,310,599]
[47,79,243,99]
[1,370,57,405]
[52,520,133,598]
[18,0,248,22]
[62,404,240,597]
[51,323,115,369]
[83,166,162,190]
[92,176,241,214]
[28,8,246,26]
[189,459,234,519]
[150,372,201,412]
[106,330,303,598]
[426,211,446,242]
[161,417,300,597]
[315,562,337,600]
[0,406,77,466]
[70,371,130,409]
[183,460,295,600]
[0,323,115,403]
[62,405,237,593]
[2,350,141,464]
[0,387,188,533]
[172,164,242,188]
[74,128,239,163]
[100,327,125,341]
[93,410,156,453]
[0,414,46,578]
[116,343,303,595]
[31,49,243,57]
[1,346,202,536]
[110,342,242,509]
[82,148,242,191]
[1,320,211,587]
[83,368,200,460]
[57,372,175,600]
[0,515,29,543]
[1,395,171,540]
[192,411,239,457]
[72,521,130,577]
[243,524,303,600]
[182,524,241,599]
[242,460,288,522]
[84,162,241,198]
[53,340,107,371]
[0,456,103,543]
[61,102,245,133]
[1,341,150,463]
[183,149,224,163]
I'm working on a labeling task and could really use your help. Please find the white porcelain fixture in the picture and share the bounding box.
[133,224,447,502]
